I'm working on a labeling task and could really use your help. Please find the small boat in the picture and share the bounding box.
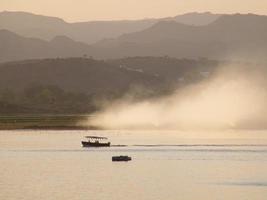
[112,156,132,162]
[81,136,110,147]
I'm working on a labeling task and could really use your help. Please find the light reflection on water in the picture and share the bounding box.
[0,130,267,200]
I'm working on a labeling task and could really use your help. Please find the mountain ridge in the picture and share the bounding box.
[1,13,267,62]
[91,13,267,60]
[0,11,221,44]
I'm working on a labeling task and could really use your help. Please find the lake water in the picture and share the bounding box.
[1,130,267,200]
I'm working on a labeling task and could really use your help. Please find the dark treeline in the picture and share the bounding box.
[0,84,95,114]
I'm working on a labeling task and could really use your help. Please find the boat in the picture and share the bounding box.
[112,156,132,162]
[81,136,111,147]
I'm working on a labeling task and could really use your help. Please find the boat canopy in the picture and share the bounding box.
[85,136,108,140]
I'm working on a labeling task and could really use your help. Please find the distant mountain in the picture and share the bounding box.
[1,14,267,62]
[92,14,267,60]
[0,11,220,44]
[0,29,94,62]
[172,12,221,26]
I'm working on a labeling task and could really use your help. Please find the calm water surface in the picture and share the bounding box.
[1,130,267,200]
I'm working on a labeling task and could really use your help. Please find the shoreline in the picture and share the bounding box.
[0,125,99,131]
[0,114,98,130]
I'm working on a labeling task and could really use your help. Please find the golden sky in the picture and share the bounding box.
[1,0,267,22]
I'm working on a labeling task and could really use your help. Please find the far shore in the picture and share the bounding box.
[0,126,99,131]
[0,114,99,130]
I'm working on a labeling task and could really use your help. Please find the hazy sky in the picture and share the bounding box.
[1,0,267,22]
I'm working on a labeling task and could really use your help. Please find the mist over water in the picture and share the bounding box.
[89,63,267,130]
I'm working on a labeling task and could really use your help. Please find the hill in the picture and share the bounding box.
[93,14,267,60]
[0,30,94,62]
[0,57,218,114]
[1,14,267,62]
[0,11,220,44]
[0,57,161,94]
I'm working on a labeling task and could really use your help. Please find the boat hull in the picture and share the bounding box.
[81,141,110,147]
[112,156,132,162]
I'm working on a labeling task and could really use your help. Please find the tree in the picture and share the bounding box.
[0,88,15,103]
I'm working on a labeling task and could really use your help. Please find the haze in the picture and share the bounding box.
[89,64,267,130]
[1,0,267,22]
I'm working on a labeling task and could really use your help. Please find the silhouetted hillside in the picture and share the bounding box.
[107,56,218,84]
[0,57,161,114]
[0,11,220,44]
[0,57,161,94]
[1,14,267,62]
[0,57,220,114]
[93,14,267,60]
[172,12,221,25]
[0,30,94,62]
